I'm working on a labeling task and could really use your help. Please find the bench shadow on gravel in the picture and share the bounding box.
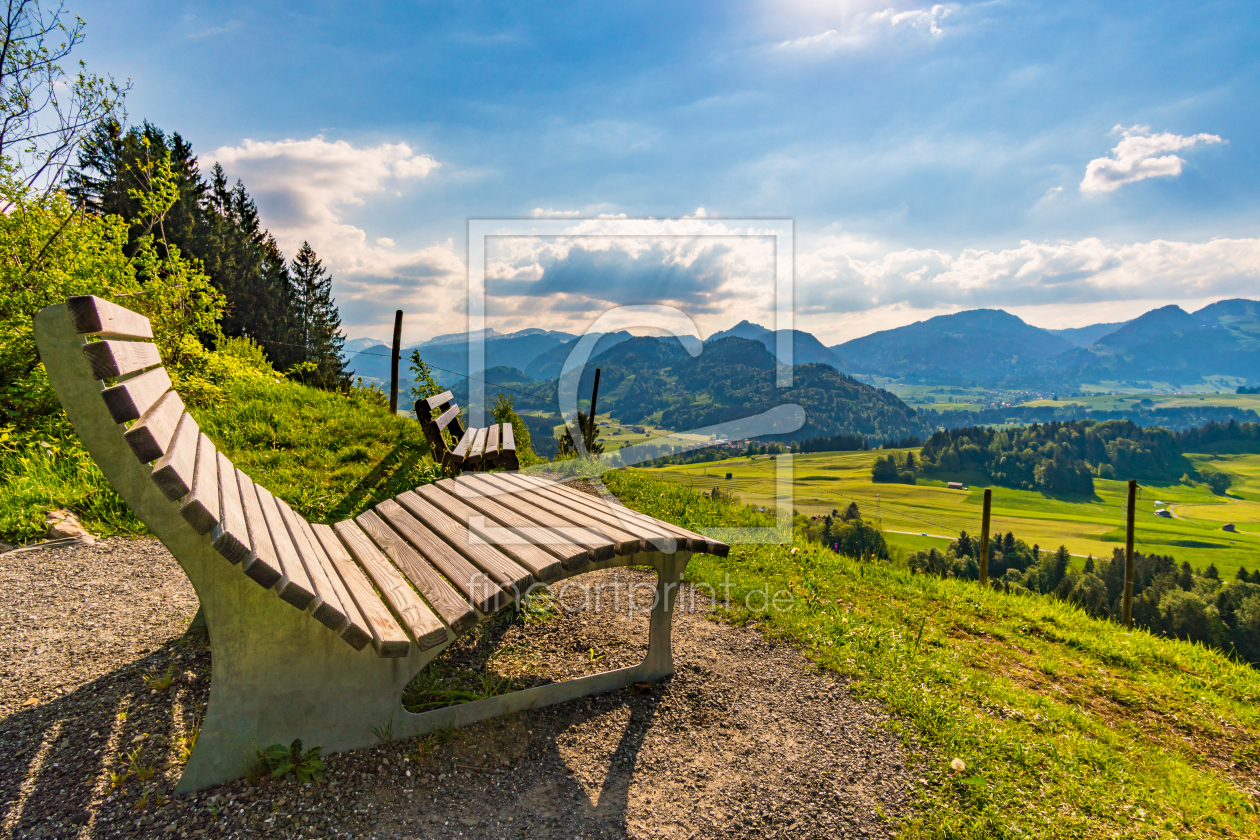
[0,631,211,838]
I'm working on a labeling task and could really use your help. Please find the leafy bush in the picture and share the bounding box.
[491,392,542,467]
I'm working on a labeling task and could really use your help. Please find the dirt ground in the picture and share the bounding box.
[0,537,920,840]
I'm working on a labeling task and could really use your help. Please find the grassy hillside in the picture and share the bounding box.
[0,375,438,544]
[639,449,1260,577]
[606,470,1260,839]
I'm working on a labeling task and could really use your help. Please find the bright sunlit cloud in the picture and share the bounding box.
[1080,125,1226,194]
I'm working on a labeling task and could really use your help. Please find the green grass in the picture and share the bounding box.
[606,470,1260,839]
[0,376,440,543]
[638,449,1260,576]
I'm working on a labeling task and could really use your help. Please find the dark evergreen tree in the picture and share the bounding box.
[289,242,350,389]
[1178,562,1194,591]
[1051,545,1070,590]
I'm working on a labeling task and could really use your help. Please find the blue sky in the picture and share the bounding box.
[76,0,1260,344]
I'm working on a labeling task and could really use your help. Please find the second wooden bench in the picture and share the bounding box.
[416,391,518,473]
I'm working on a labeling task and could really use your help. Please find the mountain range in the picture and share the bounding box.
[338,298,1260,447]
[831,299,1260,388]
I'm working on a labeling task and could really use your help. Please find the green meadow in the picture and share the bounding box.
[1023,392,1260,411]
[638,448,1260,576]
[608,471,1260,840]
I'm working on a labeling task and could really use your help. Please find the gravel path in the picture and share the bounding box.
[1,537,919,839]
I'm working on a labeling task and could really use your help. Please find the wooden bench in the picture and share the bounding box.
[417,390,518,473]
[34,296,726,792]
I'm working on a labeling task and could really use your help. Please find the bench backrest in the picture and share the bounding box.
[62,295,399,656]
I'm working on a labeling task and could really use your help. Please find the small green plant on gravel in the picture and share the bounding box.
[142,664,175,693]
[132,791,147,811]
[519,588,560,624]
[124,748,155,782]
[402,663,511,712]
[176,722,200,762]
[371,718,394,745]
[254,739,325,783]
[108,768,129,791]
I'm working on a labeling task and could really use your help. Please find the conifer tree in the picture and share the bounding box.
[289,241,349,390]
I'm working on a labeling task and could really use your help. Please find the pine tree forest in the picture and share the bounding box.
[67,120,351,387]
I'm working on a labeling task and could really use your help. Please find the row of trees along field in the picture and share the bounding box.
[905,530,1260,666]
[68,121,351,390]
[870,419,1256,495]
[795,498,1260,667]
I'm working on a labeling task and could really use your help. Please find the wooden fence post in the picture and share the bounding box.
[1123,478,1137,627]
[586,368,601,451]
[389,310,403,415]
[979,488,991,587]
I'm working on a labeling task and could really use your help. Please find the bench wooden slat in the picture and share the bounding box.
[457,474,616,562]
[416,483,564,583]
[515,473,725,556]
[234,470,284,589]
[353,510,478,635]
[312,523,408,656]
[180,433,220,535]
[277,499,349,633]
[395,489,533,592]
[515,472,715,553]
[424,390,455,411]
[448,426,476,469]
[483,424,500,467]
[333,519,447,650]
[500,422,518,470]
[83,340,162,379]
[298,517,372,651]
[433,477,591,571]
[151,412,199,501]
[254,485,317,610]
[497,472,677,549]
[67,295,154,339]
[485,473,643,554]
[211,451,251,564]
[123,389,185,463]
[467,427,488,468]
[432,404,459,433]
[101,366,171,423]
[376,498,505,615]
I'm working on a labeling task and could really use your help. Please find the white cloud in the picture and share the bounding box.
[798,232,1260,318]
[531,208,583,218]
[1080,125,1225,194]
[209,136,462,337]
[775,3,956,51]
